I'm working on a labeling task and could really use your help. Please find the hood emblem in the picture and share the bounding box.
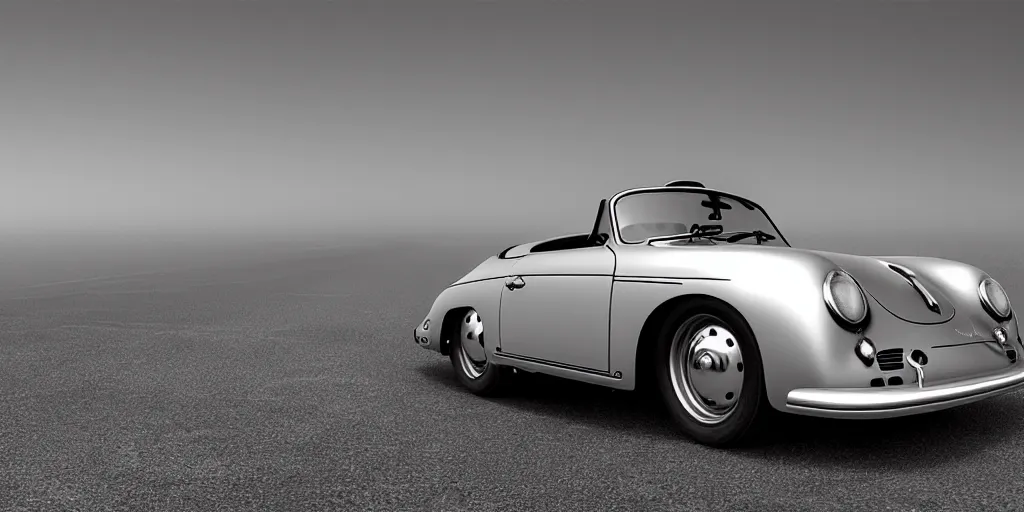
[884,262,942,315]
[955,322,988,339]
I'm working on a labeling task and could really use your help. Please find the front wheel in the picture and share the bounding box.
[654,299,767,446]
[449,308,508,396]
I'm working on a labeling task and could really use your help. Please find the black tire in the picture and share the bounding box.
[654,298,767,447]
[448,308,509,396]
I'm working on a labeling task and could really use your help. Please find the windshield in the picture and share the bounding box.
[613,190,788,246]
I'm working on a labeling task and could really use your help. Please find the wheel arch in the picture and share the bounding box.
[418,277,505,356]
[438,306,474,356]
[633,293,765,392]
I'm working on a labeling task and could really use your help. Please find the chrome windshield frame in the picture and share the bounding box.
[607,186,792,247]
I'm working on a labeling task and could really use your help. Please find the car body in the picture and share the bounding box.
[413,181,1022,445]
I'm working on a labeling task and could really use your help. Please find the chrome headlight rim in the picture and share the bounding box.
[823,269,870,331]
[979,277,1012,321]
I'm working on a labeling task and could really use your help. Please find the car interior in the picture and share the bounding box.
[618,222,692,244]
[503,182,755,256]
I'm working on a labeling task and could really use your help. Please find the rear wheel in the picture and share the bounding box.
[449,308,508,395]
[654,299,767,446]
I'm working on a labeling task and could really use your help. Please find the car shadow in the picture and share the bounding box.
[416,361,682,440]
[416,361,1024,469]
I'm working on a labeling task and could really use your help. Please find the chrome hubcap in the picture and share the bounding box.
[669,315,745,424]
[457,309,488,379]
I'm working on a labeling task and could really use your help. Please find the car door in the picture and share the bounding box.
[498,245,615,372]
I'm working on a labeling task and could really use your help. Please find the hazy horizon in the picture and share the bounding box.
[1,1,1021,297]
[0,1,1021,238]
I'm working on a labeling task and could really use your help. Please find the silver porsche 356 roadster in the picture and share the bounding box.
[413,181,1022,446]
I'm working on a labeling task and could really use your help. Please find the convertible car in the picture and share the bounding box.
[413,181,1022,446]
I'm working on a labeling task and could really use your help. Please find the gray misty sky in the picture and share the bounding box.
[0,1,1022,237]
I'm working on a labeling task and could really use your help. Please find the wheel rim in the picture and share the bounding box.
[668,314,745,425]
[457,309,488,379]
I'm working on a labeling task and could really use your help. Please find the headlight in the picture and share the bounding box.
[979,277,1012,321]
[824,269,869,329]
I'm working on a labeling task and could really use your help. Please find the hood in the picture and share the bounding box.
[808,250,955,324]
[624,242,959,325]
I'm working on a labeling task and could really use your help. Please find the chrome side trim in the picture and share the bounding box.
[615,275,730,282]
[494,350,613,376]
[786,365,1024,418]
[614,277,683,285]
[931,340,996,349]
[448,276,504,288]
[490,352,630,390]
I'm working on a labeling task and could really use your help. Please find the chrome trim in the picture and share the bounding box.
[614,275,731,282]
[613,277,683,285]
[504,275,526,291]
[668,317,745,425]
[906,353,926,389]
[457,309,488,378]
[822,269,869,326]
[886,262,941,315]
[489,352,630,389]
[980,277,1013,321]
[606,186,792,247]
[786,365,1024,417]
[855,337,875,366]
[448,276,504,288]
[933,339,994,349]
[646,232,707,245]
[494,350,612,376]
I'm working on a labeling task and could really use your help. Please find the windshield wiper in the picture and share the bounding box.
[720,230,776,245]
[646,224,724,245]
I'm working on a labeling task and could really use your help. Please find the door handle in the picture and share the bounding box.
[505,275,525,291]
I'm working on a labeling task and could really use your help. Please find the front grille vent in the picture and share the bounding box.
[876,348,905,371]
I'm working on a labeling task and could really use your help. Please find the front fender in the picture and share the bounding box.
[414,278,505,356]
[415,253,519,354]
[611,245,849,410]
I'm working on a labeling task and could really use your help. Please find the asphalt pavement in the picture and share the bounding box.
[2,235,1023,511]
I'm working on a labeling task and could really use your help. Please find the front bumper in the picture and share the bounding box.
[786,364,1024,419]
